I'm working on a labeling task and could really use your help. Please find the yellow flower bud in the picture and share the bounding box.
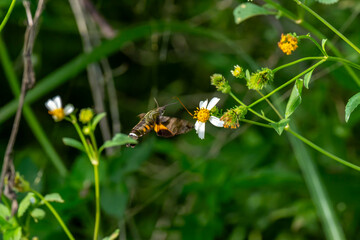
[79,108,94,124]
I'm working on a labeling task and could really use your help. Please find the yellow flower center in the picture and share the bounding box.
[194,108,210,123]
[49,108,65,121]
[232,66,242,77]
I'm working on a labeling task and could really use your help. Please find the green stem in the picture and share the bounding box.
[249,59,326,108]
[71,120,101,239]
[89,131,99,157]
[273,56,324,73]
[240,119,273,128]
[294,0,360,55]
[229,91,275,123]
[71,118,92,156]
[286,128,360,172]
[263,0,360,88]
[256,90,283,119]
[32,190,75,240]
[0,0,17,32]
[298,35,327,56]
[327,56,360,71]
[93,163,100,240]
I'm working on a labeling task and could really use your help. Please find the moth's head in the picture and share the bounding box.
[147,106,166,120]
[156,106,166,116]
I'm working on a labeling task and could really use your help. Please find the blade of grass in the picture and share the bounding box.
[287,125,346,240]
[0,0,17,32]
[0,20,254,123]
[0,36,68,177]
[267,82,346,239]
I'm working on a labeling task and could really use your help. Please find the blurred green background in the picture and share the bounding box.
[1,0,360,239]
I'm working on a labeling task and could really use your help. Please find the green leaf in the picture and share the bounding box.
[285,79,303,118]
[91,112,106,130]
[4,226,22,240]
[245,69,251,81]
[18,193,35,218]
[0,204,13,230]
[30,208,46,222]
[345,92,360,122]
[269,119,290,135]
[315,0,338,4]
[99,133,137,153]
[233,3,273,24]
[322,39,328,52]
[304,70,313,89]
[0,203,10,219]
[63,138,86,152]
[41,193,64,204]
[102,229,120,240]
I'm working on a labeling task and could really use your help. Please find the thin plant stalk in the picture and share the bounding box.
[263,0,360,87]
[327,57,360,71]
[229,91,275,123]
[93,163,100,240]
[298,35,327,56]
[293,0,360,55]
[71,118,91,155]
[230,86,360,172]
[273,56,325,73]
[256,90,283,119]
[0,0,17,32]
[240,119,273,128]
[32,190,75,240]
[286,128,360,172]
[69,118,101,239]
[249,59,326,108]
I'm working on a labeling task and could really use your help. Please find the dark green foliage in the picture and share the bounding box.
[1,0,360,239]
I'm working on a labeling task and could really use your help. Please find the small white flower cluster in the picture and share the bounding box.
[45,96,74,121]
[194,97,224,139]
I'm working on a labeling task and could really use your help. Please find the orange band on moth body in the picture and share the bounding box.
[154,123,169,132]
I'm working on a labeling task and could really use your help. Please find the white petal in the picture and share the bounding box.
[195,121,201,132]
[206,97,220,110]
[199,99,208,109]
[64,104,74,115]
[209,116,224,127]
[197,122,206,139]
[45,99,57,111]
[53,96,62,109]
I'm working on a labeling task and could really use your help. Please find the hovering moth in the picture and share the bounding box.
[127,102,193,148]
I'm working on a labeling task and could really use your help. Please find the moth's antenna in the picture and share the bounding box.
[174,96,193,117]
[153,98,159,108]
[164,102,177,107]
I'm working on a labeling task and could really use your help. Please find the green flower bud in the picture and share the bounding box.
[220,106,247,129]
[247,68,274,90]
[83,126,91,135]
[79,108,94,124]
[14,173,31,192]
[210,73,231,94]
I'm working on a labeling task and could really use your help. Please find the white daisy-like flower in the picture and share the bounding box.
[193,97,224,139]
[45,95,74,121]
